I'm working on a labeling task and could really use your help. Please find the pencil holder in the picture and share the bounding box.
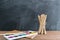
[38,14,47,34]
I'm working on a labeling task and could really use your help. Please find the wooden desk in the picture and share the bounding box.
[0,31,60,40]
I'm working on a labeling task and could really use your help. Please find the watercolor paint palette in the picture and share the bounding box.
[3,31,38,40]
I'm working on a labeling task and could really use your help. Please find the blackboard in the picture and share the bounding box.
[0,0,60,31]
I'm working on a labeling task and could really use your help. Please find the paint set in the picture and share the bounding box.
[3,31,38,40]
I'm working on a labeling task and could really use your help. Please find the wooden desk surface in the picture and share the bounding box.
[0,31,60,40]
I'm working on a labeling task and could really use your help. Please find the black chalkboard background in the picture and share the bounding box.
[0,0,60,31]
